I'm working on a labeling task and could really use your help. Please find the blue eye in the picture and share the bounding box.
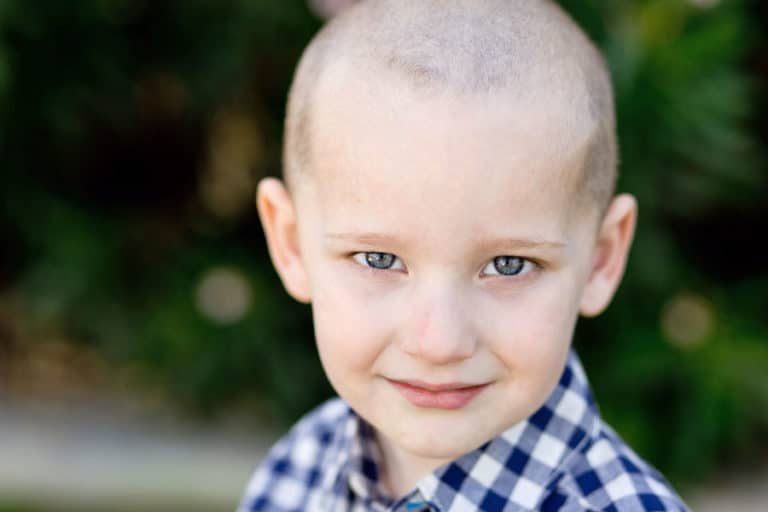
[482,256,533,277]
[353,252,405,271]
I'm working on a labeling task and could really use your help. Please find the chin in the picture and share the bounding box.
[393,420,496,461]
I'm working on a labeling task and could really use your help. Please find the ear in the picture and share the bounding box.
[256,177,312,303]
[579,193,637,317]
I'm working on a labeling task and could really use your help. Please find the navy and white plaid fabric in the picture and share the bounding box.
[238,351,689,511]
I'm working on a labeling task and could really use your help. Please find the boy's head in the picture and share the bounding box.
[285,0,618,212]
[258,0,636,482]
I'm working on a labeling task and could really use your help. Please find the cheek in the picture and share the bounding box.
[482,278,582,380]
[310,268,398,382]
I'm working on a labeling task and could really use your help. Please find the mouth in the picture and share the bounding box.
[387,379,489,410]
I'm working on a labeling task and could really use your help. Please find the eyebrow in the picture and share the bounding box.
[325,232,566,251]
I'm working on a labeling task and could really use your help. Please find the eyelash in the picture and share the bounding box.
[350,252,538,278]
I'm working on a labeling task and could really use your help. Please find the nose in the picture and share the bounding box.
[399,285,477,364]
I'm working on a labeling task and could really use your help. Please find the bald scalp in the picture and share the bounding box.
[283,0,617,214]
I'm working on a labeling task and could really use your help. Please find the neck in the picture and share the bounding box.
[376,431,453,498]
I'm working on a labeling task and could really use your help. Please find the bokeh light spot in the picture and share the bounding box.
[200,109,262,220]
[661,292,715,348]
[195,267,252,325]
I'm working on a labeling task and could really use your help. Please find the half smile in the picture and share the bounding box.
[386,379,490,409]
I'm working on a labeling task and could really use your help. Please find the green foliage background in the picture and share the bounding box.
[1,0,766,488]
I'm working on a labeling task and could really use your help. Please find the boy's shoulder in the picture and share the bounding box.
[550,420,685,511]
[238,353,689,512]
[237,397,360,511]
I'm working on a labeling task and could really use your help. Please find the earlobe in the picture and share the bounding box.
[579,194,637,317]
[256,177,312,303]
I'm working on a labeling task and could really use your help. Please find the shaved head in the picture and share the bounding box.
[283,0,617,213]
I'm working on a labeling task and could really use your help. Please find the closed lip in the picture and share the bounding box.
[386,379,488,391]
[387,378,490,409]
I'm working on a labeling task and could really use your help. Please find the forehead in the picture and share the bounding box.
[298,70,595,244]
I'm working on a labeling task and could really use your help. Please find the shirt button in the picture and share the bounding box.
[403,501,435,511]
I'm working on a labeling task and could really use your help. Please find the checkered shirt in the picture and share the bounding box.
[237,350,689,511]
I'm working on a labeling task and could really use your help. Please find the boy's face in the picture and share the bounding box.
[260,73,635,467]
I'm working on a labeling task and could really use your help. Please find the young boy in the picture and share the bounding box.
[239,0,689,510]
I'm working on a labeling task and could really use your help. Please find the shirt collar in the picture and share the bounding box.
[327,349,600,510]
[322,401,394,507]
